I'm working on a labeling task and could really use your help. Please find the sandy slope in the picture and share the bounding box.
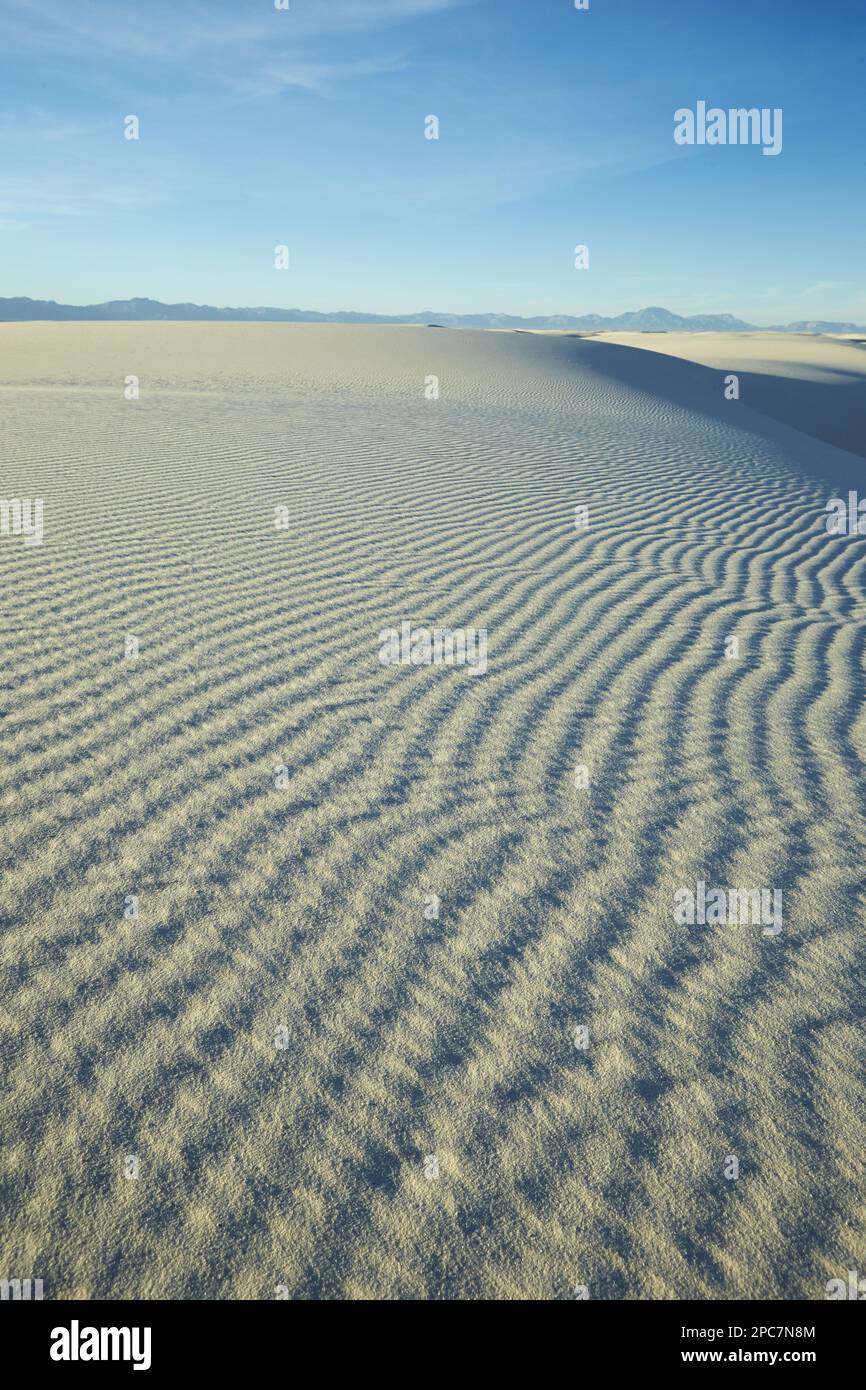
[0,323,864,1300]
[591,330,866,460]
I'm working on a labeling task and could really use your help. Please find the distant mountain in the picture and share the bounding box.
[0,297,863,333]
[601,307,759,332]
[766,320,866,334]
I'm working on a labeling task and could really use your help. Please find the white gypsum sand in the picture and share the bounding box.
[0,322,864,1299]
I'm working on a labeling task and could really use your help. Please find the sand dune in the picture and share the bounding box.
[1,323,864,1299]
[591,329,866,461]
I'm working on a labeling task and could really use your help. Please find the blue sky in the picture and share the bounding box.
[1,0,863,322]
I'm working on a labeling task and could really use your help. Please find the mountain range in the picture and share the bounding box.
[0,298,863,334]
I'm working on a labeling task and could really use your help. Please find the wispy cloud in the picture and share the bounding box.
[0,0,465,64]
[273,0,466,40]
[804,281,850,295]
[0,107,93,145]
[0,0,466,117]
[0,175,166,222]
[232,56,410,99]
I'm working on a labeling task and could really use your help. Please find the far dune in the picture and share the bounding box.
[588,329,866,461]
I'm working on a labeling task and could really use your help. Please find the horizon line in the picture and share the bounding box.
[1,295,865,332]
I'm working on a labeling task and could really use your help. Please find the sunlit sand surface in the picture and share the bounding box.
[1,323,864,1298]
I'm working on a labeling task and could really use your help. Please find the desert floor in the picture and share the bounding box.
[1,323,864,1299]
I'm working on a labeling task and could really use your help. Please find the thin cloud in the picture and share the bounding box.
[804,281,850,295]
[0,107,93,144]
[0,175,166,221]
[234,56,410,99]
[0,0,465,63]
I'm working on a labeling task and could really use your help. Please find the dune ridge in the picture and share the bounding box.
[1,324,864,1299]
